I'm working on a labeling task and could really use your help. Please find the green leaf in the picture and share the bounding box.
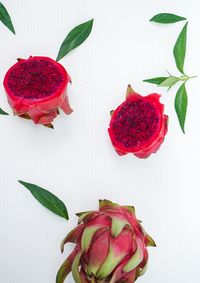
[0,2,15,34]
[173,22,188,74]
[143,77,168,85]
[175,83,188,133]
[0,107,9,115]
[56,19,94,61]
[150,13,186,24]
[159,76,180,87]
[18,180,68,220]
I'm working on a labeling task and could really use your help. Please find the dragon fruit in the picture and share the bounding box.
[108,85,168,158]
[56,199,155,283]
[3,56,72,128]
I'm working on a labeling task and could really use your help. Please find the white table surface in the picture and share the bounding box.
[0,0,199,282]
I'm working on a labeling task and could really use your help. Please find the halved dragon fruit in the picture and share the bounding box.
[108,85,168,158]
[56,199,155,283]
[3,56,72,128]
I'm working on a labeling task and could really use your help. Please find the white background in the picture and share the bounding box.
[0,0,199,282]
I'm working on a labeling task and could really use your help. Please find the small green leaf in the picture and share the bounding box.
[143,77,168,85]
[175,83,188,133]
[159,76,180,87]
[56,19,94,61]
[18,180,68,220]
[0,107,9,115]
[0,2,15,34]
[150,13,186,24]
[173,22,188,74]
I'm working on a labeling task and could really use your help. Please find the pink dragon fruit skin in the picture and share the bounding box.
[3,56,72,128]
[56,200,156,283]
[108,85,168,158]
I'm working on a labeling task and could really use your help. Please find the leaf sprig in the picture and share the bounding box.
[144,13,196,133]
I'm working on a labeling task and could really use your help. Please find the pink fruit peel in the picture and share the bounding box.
[3,56,72,128]
[56,199,156,283]
[108,85,168,158]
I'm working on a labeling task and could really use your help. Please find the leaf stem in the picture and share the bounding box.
[179,75,197,82]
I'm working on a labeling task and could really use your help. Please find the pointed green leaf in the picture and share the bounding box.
[0,107,9,115]
[0,2,15,34]
[150,13,186,24]
[173,22,188,74]
[159,76,180,87]
[143,77,168,85]
[56,19,93,61]
[18,180,68,220]
[175,83,188,133]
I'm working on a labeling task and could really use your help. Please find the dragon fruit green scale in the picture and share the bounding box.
[56,200,155,283]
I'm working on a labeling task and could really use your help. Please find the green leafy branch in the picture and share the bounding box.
[144,13,196,133]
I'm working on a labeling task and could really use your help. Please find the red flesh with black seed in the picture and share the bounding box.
[3,56,72,126]
[108,87,168,158]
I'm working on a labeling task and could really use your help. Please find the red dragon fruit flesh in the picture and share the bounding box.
[56,199,156,283]
[3,56,72,128]
[108,85,168,158]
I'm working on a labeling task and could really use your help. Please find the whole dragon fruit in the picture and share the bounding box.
[3,56,72,128]
[56,199,155,283]
[108,85,168,158]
